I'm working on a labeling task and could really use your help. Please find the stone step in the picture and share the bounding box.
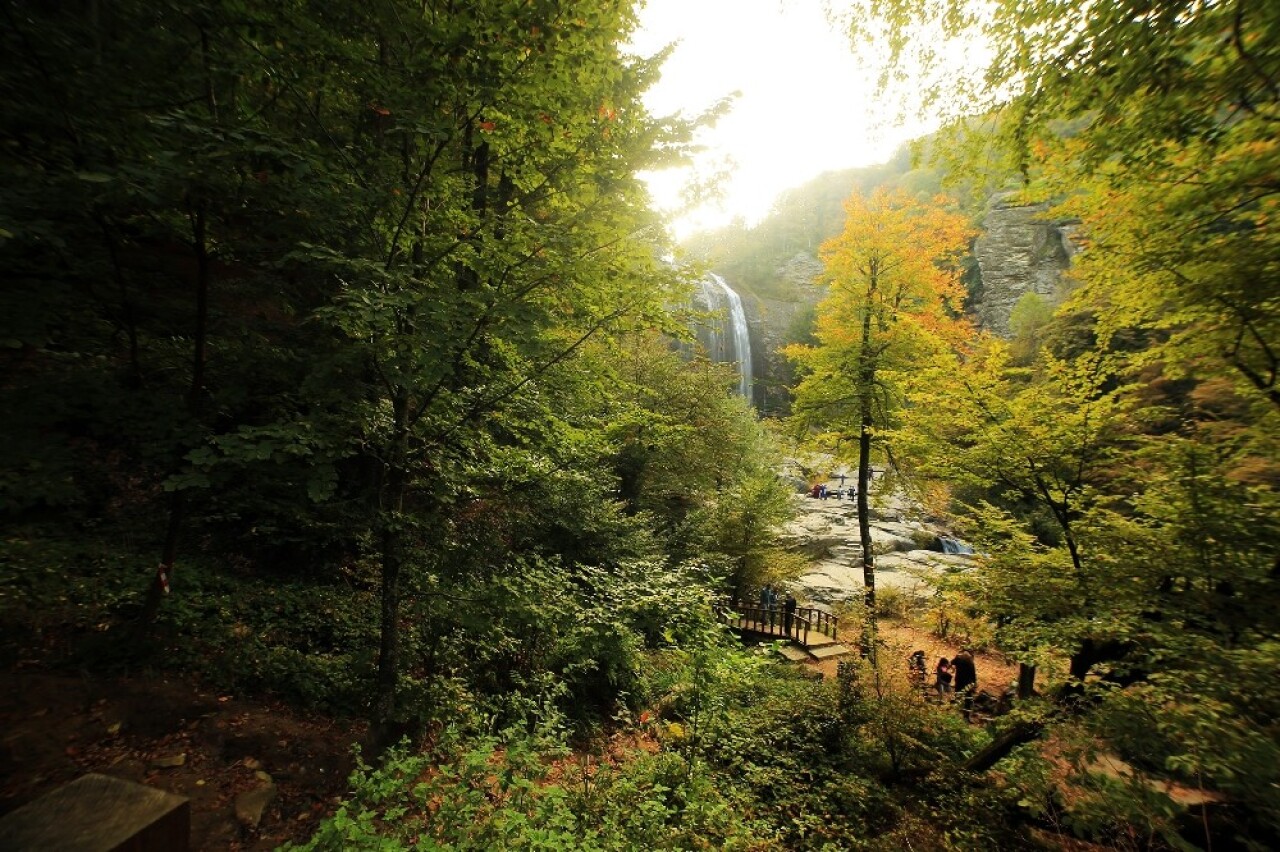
[808,643,854,660]
[775,644,813,663]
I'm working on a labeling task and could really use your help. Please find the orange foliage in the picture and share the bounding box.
[815,187,975,356]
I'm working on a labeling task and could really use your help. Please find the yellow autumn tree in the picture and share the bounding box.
[786,188,974,657]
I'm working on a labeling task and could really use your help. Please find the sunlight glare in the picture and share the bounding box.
[630,0,935,239]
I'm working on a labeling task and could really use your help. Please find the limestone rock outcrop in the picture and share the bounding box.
[775,251,823,293]
[973,194,1078,337]
[737,253,824,414]
[777,464,975,605]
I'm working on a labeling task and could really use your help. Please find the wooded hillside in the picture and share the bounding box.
[2,1,1277,850]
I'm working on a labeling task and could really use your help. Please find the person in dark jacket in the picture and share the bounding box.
[952,649,977,721]
[935,657,953,695]
[783,592,797,635]
[908,650,927,689]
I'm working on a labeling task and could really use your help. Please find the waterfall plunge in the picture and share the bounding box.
[693,274,754,401]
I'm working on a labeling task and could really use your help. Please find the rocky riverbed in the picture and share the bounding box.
[781,470,972,604]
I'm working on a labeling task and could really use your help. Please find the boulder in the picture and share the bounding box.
[0,773,190,851]
[234,783,277,830]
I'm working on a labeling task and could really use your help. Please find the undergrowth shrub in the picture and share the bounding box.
[874,584,921,620]
[290,719,763,851]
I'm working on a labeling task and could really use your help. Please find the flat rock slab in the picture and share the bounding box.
[775,645,813,663]
[235,783,277,829]
[0,772,189,852]
[809,643,854,660]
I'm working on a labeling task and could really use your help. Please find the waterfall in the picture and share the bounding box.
[692,274,754,401]
[717,274,754,400]
[936,536,975,555]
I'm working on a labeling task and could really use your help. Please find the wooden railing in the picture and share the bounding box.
[730,604,811,645]
[797,605,838,639]
[726,602,839,647]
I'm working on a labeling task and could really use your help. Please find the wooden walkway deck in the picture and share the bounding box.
[725,603,854,661]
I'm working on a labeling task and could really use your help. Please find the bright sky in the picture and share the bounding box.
[629,0,934,239]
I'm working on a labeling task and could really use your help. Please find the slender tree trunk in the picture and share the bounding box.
[370,390,411,753]
[1017,663,1037,699]
[856,280,877,663]
[857,399,875,660]
[96,216,143,388]
[371,506,405,751]
[187,207,210,411]
[139,25,220,623]
[139,204,210,624]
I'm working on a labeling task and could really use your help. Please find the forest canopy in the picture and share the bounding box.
[2,0,1278,849]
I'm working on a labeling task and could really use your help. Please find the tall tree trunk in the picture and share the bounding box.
[370,506,405,752]
[857,398,875,660]
[1018,663,1037,699]
[139,203,210,624]
[856,283,877,663]
[370,390,411,754]
[96,216,143,388]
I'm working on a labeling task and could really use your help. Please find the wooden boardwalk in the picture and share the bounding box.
[725,603,854,661]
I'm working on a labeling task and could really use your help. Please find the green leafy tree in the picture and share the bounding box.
[599,333,794,596]
[897,343,1131,680]
[844,13,1280,836]
[898,330,1280,840]
[785,188,973,658]
[0,0,712,744]
[841,0,1280,409]
[243,0,693,744]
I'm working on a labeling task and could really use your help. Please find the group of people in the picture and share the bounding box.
[909,647,979,721]
[809,483,855,500]
[758,584,798,634]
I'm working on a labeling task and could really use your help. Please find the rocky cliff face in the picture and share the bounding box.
[737,252,825,414]
[743,294,813,414]
[721,195,1079,408]
[973,194,1077,337]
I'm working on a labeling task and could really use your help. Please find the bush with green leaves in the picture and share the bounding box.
[291,719,764,851]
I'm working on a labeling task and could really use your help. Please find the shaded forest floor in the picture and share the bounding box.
[0,632,1007,851]
[0,617,1021,852]
[0,667,358,850]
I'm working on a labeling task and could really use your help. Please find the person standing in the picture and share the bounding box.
[935,657,953,695]
[952,649,977,721]
[908,650,927,689]
[783,592,797,636]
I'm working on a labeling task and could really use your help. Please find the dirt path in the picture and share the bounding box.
[0,669,358,850]
[808,618,1021,698]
